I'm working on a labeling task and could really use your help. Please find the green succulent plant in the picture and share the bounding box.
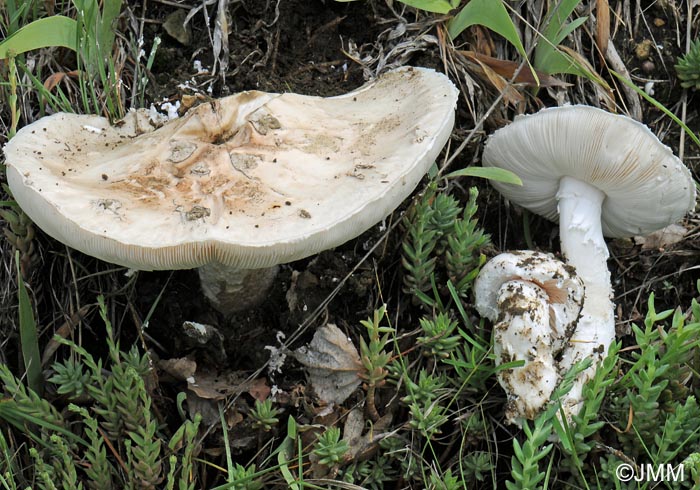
[675,38,700,89]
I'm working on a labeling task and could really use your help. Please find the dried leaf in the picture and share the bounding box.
[248,377,271,402]
[468,56,523,106]
[293,323,363,405]
[187,370,250,400]
[473,25,495,57]
[634,224,688,250]
[186,392,220,426]
[163,9,192,46]
[596,0,610,59]
[41,305,91,366]
[158,357,197,381]
[43,72,67,92]
[343,411,394,462]
[460,51,570,88]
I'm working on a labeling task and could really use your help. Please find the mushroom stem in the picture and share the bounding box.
[197,263,279,315]
[556,175,615,417]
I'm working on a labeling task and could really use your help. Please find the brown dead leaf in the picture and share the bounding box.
[473,25,495,57]
[459,51,570,88]
[469,56,523,106]
[43,70,79,92]
[343,410,394,462]
[293,323,363,405]
[41,305,92,367]
[185,392,221,426]
[158,357,197,381]
[247,377,271,402]
[634,224,688,250]
[187,370,250,400]
[163,9,192,46]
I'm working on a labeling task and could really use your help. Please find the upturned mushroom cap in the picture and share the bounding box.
[474,250,584,349]
[493,280,559,421]
[482,105,696,238]
[474,251,585,422]
[4,67,457,270]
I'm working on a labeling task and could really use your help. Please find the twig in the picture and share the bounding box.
[605,40,643,120]
[679,0,693,160]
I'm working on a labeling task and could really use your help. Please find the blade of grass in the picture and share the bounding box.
[277,417,300,490]
[219,402,235,482]
[610,70,700,149]
[446,166,523,185]
[398,0,454,14]
[0,402,86,447]
[15,250,42,395]
[0,16,77,58]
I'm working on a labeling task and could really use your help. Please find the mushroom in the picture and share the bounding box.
[482,105,696,417]
[474,251,584,423]
[4,67,458,314]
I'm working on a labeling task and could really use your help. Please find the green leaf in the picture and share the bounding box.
[540,0,582,45]
[446,166,523,185]
[16,251,42,395]
[0,16,77,58]
[276,417,299,490]
[398,0,454,14]
[533,0,589,76]
[447,0,527,61]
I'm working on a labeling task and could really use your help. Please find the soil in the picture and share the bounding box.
[1,0,699,486]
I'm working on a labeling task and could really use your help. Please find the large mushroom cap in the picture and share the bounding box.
[4,67,457,270]
[482,105,696,238]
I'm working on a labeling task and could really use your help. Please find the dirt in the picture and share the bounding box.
[149,0,377,98]
[1,0,699,485]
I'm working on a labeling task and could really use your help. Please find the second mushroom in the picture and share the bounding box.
[481,105,696,419]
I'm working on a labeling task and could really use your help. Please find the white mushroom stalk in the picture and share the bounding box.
[3,67,459,315]
[555,176,613,416]
[482,105,696,420]
[197,264,279,314]
[474,251,584,424]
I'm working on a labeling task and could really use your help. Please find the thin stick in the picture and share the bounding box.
[679,0,693,160]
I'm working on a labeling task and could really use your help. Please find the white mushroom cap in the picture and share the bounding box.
[482,105,696,238]
[4,67,457,271]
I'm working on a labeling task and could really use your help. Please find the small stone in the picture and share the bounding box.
[635,39,653,60]
[641,60,655,74]
[163,9,192,46]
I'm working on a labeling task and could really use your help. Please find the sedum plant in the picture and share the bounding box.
[675,38,700,89]
[313,427,349,466]
[0,296,203,489]
[402,184,489,303]
[250,399,280,431]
